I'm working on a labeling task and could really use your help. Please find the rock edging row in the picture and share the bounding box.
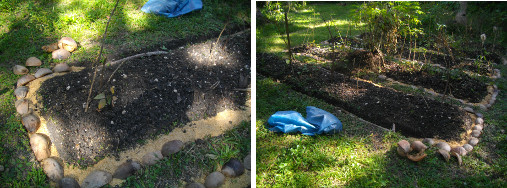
[13,37,251,187]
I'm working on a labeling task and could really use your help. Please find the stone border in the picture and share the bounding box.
[12,37,252,187]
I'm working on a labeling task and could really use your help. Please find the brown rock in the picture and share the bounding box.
[35,68,53,78]
[437,149,450,162]
[13,65,29,75]
[42,157,64,182]
[435,142,451,152]
[473,125,483,132]
[14,86,28,99]
[471,130,481,137]
[422,138,434,146]
[463,144,473,152]
[204,172,225,188]
[451,152,462,166]
[22,113,40,133]
[451,146,467,156]
[407,153,427,162]
[469,137,479,146]
[141,151,163,166]
[58,37,78,52]
[221,158,245,177]
[42,43,59,52]
[53,63,70,73]
[113,160,141,180]
[397,140,411,156]
[30,133,51,161]
[410,141,427,153]
[82,170,112,188]
[17,75,35,87]
[26,57,42,66]
[52,49,71,60]
[161,140,184,157]
[59,177,80,188]
[15,99,31,115]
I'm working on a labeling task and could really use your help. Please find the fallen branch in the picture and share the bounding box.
[106,51,169,83]
[85,0,120,112]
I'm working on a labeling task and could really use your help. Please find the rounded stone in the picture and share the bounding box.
[14,86,28,99]
[422,138,435,146]
[42,157,64,182]
[479,104,487,111]
[15,99,31,115]
[435,142,451,152]
[17,74,35,87]
[58,37,78,52]
[161,140,184,157]
[463,107,474,113]
[475,117,484,125]
[141,151,163,166]
[473,125,483,132]
[397,140,411,154]
[35,68,53,78]
[186,182,205,188]
[13,65,29,75]
[463,144,473,152]
[437,149,450,162]
[451,146,467,156]
[26,57,42,66]
[42,43,59,53]
[221,158,245,177]
[471,130,481,137]
[30,133,51,161]
[204,171,225,188]
[52,49,71,60]
[113,160,141,180]
[53,63,71,73]
[82,170,112,188]
[243,153,251,170]
[22,113,40,133]
[475,113,483,118]
[59,177,80,188]
[410,141,427,153]
[469,137,479,146]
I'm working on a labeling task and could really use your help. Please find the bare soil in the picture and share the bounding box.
[37,31,251,167]
[258,53,472,141]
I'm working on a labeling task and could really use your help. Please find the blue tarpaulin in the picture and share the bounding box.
[268,106,343,136]
[141,0,203,18]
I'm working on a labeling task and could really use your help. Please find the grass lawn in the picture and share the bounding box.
[0,0,249,186]
[256,2,506,187]
[256,3,364,54]
[256,75,506,187]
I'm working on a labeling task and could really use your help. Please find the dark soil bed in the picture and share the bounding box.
[291,44,490,103]
[381,62,488,103]
[258,53,472,141]
[38,31,250,167]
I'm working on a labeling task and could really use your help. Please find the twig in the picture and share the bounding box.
[85,0,120,112]
[233,88,251,92]
[106,51,169,83]
[209,22,229,60]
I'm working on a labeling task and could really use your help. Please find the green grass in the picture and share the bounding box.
[256,3,364,54]
[0,0,249,185]
[256,77,506,187]
[122,121,250,187]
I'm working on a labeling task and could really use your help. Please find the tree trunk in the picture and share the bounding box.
[455,1,467,25]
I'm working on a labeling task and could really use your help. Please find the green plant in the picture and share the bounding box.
[355,2,424,57]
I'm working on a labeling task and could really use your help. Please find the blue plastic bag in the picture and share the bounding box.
[141,0,203,18]
[268,106,343,136]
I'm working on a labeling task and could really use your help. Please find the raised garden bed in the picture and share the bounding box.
[37,31,251,167]
[258,53,472,141]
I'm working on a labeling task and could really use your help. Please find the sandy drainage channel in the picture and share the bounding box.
[18,65,251,187]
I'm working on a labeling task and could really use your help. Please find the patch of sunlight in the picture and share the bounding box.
[124,9,149,32]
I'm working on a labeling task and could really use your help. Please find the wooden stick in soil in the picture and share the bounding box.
[209,21,229,61]
[85,0,120,112]
[284,3,293,70]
